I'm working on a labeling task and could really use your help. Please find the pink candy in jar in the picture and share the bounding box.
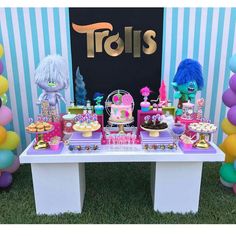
[62,113,76,134]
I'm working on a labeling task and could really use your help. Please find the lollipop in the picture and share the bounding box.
[152,115,157,125]
[144,115,151,124]
[93,114,98,121]
[28,117,34,125]
[156,114,161,122]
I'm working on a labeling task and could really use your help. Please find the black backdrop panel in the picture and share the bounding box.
[69,8,164,123]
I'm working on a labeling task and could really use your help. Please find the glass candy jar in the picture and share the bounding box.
[62,113,76,134]
[182,101,194,120]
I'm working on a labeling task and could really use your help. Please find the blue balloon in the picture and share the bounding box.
[229,55,236,73]
[0,150,14,169]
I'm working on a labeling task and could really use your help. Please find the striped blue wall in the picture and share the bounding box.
[0,8,74,153]
[162,7,236,144]
[0,7,235,152]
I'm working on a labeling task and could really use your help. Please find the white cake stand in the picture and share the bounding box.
[108,118,134,134]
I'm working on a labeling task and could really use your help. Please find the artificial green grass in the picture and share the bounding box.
[0,162,236,224]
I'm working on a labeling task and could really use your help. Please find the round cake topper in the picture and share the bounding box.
[112,93,122,105]
[105,89,135,116]
[122,93,133,105]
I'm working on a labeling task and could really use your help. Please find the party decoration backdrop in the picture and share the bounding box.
[0,7,235,152]
[69,8,164,125]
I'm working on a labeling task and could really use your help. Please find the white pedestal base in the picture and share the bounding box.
[31,163,85,215]
[151,162,203,214]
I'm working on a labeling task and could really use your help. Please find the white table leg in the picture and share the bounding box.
[31,163,86,215]
[151,162,203,214]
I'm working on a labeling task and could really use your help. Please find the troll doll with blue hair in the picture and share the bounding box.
[172,59,204,116]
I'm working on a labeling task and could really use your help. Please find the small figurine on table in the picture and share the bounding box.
[140,86,151,112]
[93,92,104,115]
[172,59,204,116]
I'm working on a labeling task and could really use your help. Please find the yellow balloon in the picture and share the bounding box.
[221,118,236,135]
[0,75,8,96]
[225,154,236,163]
[0,131,20,150]
[0,125,7,144]
[219,143,225,152]
[0,44,3,58]
[219,142,236,163]
[223,134,236,156]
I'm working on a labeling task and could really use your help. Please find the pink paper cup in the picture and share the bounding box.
[182,142,193,149]
[49,143,60,150]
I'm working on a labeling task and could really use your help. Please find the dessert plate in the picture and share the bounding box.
[73,124,101,137]
[140,125,168,137]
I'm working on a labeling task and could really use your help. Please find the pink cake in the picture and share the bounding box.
[109,92,134,123]
[109,104,133,122]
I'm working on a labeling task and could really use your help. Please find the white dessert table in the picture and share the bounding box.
[19,142,224,215]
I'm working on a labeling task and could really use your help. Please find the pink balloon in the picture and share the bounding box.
[0,105,12,126]
[2,156,20,173]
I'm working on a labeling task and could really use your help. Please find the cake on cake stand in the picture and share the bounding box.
[105,89,135,134]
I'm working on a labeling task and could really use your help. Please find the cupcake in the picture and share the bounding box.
[92,121,99,128]
[86,124,92,129]
[79,123,85,129]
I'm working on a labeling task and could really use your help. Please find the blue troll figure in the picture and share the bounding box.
[93,92,104,115]
[93,92,104,105]
[172,59,204,116]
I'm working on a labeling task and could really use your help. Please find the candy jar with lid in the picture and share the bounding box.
[62,112,76,135]
[182,101,194,120]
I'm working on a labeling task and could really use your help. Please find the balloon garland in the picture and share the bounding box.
[219,55,236,194]
[0,44,20,188]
